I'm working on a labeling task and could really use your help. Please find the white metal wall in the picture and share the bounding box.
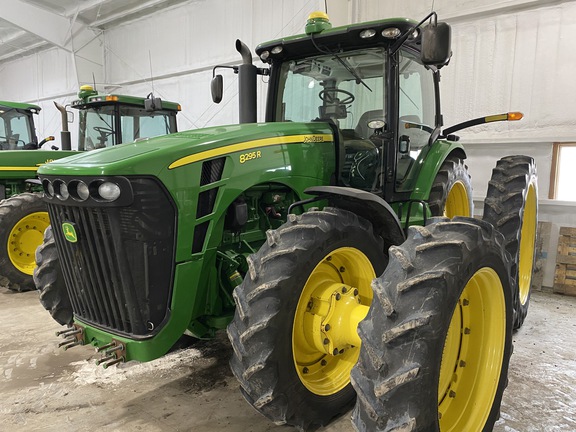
[1,0,574,286]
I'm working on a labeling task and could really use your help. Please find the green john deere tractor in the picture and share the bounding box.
[35,11,537,432]
[0,88,180,291]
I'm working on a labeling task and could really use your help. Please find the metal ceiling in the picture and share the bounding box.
[0,0,191,63]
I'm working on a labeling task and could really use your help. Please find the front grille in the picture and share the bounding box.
[47,177,175,337]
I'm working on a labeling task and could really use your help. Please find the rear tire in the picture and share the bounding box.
[428,157,473,217]
[351,217,513,432]
[0,192,49,291]
[228,207,390,430]
[34,226,73,325]
[483,155,537,329]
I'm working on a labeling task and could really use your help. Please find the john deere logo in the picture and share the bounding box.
[62,222,78,243]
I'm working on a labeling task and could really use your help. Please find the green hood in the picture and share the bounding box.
[37,122,334,177]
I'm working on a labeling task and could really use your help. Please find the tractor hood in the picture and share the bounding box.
[0,150,78,180]
[37,122,334,177]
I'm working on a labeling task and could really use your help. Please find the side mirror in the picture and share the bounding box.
[211,75,223,104]
[421,22,451,67]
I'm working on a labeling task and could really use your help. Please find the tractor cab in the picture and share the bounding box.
[0,101,53,150]
[213,12,452,206]
[258,13,450,202]
[71,85,180,150]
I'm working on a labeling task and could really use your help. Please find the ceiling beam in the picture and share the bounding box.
[0,0,98,52]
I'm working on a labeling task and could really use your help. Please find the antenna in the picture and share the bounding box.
[92,72,96,91]
[324,0,328,14]
[148,51,155,96]
[431,0,435,12]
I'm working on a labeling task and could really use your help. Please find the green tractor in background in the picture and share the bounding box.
[0,88,180,291]
[36,12,537,432]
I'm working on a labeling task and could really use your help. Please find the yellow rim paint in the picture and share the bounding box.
[168,134,333,169]
[292,247,373,396]
[8,211,50,275]
[438,267,506,431]
[444,180,470,218]
[519,183,537,305]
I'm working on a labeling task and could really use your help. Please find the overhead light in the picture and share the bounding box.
[359,29,376,39]
[260,50,270,61]
[271,45,283,54]
[382,27,401,39]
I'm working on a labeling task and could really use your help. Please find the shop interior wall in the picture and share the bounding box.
[1,0,575,287]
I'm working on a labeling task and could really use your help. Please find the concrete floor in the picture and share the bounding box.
[0,286,575,432]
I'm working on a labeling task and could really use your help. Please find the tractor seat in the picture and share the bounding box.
[354,109,384,139]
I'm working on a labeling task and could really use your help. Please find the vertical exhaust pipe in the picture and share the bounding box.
[236,40,257,124]
[54,102,71,150]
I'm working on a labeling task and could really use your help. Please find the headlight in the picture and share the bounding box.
[44,180,54,197]
[75,181,90,201]
[56,181,69,200]
[98,182,121,201]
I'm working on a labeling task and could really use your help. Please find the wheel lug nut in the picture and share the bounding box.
[303,367,309,374]
[464,327,471,335]
[323,338,330,345]
[339,266,345,272]
[462,299,470,306]
[324,324,331,331]
[449,390,456,398]
[341,287,347,293]
[354,289,359,296]
[459,360,466,367]
[335,293,341,301]
[321,359,327,366]
[333,348,339,355]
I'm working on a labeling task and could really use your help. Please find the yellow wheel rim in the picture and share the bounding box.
[292,247,374,396]
[444,181,470,218]
[438,267,506,431]
[519,183,537,305]
[7,211,50,275]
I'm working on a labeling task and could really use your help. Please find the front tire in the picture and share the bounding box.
[0,192,49,291]
[227,207,389,430]
[351,217,513,432]
[34,226,73,325]
[483,155,538,329]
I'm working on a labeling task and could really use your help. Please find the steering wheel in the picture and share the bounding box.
[319,89,355,105]
[93,126,114,136]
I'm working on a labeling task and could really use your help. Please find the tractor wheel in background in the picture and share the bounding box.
[351,217,513,432]
[34,226,73,326]
[428,156,473,217]
[227,207,389,430]
[0,192,50,292]
[483,155,538,329]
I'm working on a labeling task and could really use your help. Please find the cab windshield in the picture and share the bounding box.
[78,105,176,150]
[0,109,36,150]
[275,48,385,132]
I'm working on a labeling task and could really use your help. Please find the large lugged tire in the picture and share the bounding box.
[428,156,473,217]
[483,155,537,330]
[227,207,390,430]
[33,226,73,326]
[351,217,513,432]
[0,192,50,291]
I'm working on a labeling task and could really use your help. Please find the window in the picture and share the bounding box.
[551,143,576,201]
[276,48,386,128]
[398,50,435,151]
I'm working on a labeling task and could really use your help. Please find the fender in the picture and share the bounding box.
[304,186,405,248]
[411,140,466,201]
